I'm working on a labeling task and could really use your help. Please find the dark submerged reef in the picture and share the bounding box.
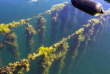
[0,1,110,74]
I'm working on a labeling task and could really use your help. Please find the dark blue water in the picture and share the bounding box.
[0,0,109,23]
[0,0,67,23]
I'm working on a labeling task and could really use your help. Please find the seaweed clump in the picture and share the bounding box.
[50,10,58,43]
[25,23,36,53]
[58,4,69,37]
[3,31,20,61]
[0,2,110,74]
[37,38,69,74]
[36,16,46,46]
[0,13,110,74]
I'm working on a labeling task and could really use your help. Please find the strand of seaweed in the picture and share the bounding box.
[0,10,110,74]
[0,2,69,35]
[0,2,69,61]
[0,0,110,74]
[62,14,110,74]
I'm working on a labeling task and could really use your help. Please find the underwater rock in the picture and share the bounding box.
[71,0,104,15]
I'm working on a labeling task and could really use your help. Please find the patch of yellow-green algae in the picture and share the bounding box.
[88,19,99,24]
[0,14,110,74]
[0,2,69,36]
[0,24,11,35]
[0,1,110,74]
[45,2,69,14]
[0,19,27,35]
[51,2,68,11]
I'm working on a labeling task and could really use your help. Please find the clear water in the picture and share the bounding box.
[0,0,110,74]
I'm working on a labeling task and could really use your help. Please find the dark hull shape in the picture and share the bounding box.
[105,0,110,3]
[71,0,104,15]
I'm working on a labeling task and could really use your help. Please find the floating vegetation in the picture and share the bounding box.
[0,1,110,74]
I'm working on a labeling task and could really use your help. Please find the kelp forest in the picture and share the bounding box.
[0,1,110,74]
